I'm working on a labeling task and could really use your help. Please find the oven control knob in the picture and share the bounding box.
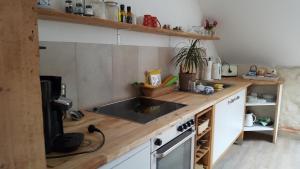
[186,122,191,127]
[183,124,188,129]
[177,126,184,132]
[154,139,162,146]
[190,119,195,125]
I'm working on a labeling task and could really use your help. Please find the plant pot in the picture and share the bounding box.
[179,73,196,91]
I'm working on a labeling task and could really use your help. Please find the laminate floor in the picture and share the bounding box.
[213,132,300,169]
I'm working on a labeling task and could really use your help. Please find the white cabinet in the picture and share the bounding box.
[100,141,150,169]
[212,89,246,164]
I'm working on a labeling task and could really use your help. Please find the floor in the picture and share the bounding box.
[213,131,300,169]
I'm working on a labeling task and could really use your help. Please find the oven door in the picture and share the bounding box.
[151,129,195,169]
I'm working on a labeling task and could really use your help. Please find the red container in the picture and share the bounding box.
[151,16,158,27]
[143,15,161,28]
[143,15,152,27]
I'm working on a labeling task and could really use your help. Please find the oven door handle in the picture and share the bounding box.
[155,130,195,159]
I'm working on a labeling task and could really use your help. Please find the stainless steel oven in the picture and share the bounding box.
[151,117,195,169]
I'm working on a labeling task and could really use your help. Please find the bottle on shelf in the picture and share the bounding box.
[126,6,133,24]
[119,4,126,22]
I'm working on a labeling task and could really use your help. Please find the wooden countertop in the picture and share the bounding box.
[47,79,253,169]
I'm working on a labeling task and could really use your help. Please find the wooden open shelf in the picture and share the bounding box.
[36,8,221,40]
[197,127,211,140]
[194,107,213,169]
[195,148,209,162]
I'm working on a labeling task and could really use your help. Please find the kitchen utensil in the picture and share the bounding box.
[245,112,257,127]
[222,64,238,77]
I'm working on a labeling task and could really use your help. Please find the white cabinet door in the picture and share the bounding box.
[212,89,245,164]
[100,142,150,169]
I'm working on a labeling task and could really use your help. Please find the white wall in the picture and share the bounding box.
[199,0,300,67]
[38,0,219,57]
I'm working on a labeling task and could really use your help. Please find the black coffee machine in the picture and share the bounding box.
[40,76,83,154]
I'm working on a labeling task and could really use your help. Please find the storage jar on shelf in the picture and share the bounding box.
[92,0,106,19]
[105,1,118,22]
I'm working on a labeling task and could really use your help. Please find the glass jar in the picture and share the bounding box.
[37,0,51,8]
[85,5,94,16]
[92,0,106,19]
[105,1,119,22]
[74,0,84,15]
[65,0,73,13]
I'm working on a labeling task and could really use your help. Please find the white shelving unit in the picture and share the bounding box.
[241,79,283,143]
[244,124,274,131]
[246,102,276,106]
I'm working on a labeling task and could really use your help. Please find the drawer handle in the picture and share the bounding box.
[228,96,240,104]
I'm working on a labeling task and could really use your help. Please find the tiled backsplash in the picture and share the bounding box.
[39,42,176,110]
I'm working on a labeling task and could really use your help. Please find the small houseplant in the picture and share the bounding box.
[171,40,207,91]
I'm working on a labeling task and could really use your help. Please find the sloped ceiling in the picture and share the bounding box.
[199,0,300,67]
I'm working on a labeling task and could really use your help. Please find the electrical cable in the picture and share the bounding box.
[46,125,105,159]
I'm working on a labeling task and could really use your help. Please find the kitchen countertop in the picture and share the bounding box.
[47,79,253,169]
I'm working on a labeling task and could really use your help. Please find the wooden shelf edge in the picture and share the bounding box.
[36,8,221,40]
[244,125,274,131]
[197,127,211,139]
[195,148,209,162]
[246,102,277,106]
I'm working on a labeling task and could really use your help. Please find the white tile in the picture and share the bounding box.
[76,43,113,108]
[112,45,139,100]
[39,41,79,110]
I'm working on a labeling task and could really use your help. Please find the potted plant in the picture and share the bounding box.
[171,40,207,91]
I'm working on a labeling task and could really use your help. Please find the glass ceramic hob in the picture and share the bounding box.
[90,97,186,124]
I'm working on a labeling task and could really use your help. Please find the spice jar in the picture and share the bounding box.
[65,0,73,13]
[84,5,94,16]
[74,0,84,15]
[105,1,119,22]
[92,0,106,19]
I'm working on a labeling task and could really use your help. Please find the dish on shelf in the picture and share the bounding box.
[262,94,276,102]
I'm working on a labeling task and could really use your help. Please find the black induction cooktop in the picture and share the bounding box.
[90,97,186,124]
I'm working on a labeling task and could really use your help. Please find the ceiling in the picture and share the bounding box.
[199,0,300,67]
